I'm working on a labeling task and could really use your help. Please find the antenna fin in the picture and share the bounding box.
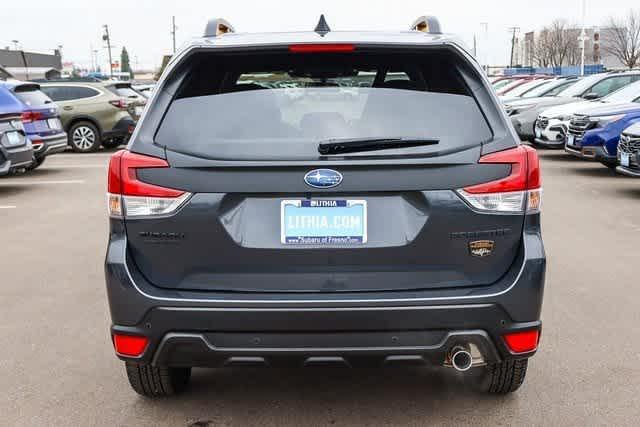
[314,14,331,36]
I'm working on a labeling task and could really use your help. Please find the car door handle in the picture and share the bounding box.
[63,106,73,111]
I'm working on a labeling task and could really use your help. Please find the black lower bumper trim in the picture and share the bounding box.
[111,304,541,367]
[147,329,502,368]
[103,117,135,140]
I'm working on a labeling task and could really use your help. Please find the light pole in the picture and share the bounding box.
[171,16,177,54]
[11,40,19,50]
[579,0,588,76]
[480,22,489,72]
[103,25,113,79]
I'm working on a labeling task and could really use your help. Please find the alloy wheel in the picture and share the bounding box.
[72,126,96,151]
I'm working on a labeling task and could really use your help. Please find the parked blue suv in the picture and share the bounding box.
[0,85,33,175]
[0,81,67,170]
[564,101,640,168]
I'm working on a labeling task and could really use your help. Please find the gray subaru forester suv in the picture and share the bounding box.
[105,16,546,397]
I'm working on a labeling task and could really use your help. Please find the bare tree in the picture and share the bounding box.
[603,10,640,69]
[533,29,553,67]
[533,20,582,68]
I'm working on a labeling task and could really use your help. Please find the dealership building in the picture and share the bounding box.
[0,49,62,80]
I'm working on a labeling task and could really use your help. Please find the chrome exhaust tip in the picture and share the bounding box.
[450,348,473,372]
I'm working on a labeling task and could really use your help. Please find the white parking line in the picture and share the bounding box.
[45,164,107,169]
[0,205,17,209]
[54,153,113,159]
[0,179,85,186]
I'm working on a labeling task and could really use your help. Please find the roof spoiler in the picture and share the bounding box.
[204,18,235,37]
[410,16,442,34]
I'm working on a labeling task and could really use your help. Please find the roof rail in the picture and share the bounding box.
[410,16,442,34]
[204,18,235,37]
[31,77,102,83]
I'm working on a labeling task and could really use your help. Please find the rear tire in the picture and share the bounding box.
[24,156,45,171]
[125,362,191,397]
[68,121,100,153]
[479,359,528,394]
[101,139,124,149]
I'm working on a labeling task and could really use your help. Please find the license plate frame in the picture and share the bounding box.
[280,199,367,245]
[47,118,60,129]
[621,151,630,167]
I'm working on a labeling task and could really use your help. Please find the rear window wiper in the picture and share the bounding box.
[318,137,440,155]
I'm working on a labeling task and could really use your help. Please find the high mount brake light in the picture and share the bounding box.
[289,44,355,53]
[107,150,190,218]
[457,145,542,214]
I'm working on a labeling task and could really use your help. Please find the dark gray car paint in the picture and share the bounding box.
[125,190,523,292]
[107,38,545,367]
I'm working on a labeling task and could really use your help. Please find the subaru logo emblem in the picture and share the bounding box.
[304,169,343,188]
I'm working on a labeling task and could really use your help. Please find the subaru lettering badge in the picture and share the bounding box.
[304,169,343,188]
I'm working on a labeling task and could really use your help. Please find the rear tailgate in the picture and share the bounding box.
[123,45,526,293]
[12,84,62,136]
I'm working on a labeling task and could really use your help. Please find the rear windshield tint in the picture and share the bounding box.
[13,88,52,107]
[156,50,492,160]
[107,85,140,98]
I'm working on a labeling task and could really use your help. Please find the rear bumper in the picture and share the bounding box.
[32,133,68,159]
[105,217,546,367]
[103,117,136,141]
[142,329,508,368]
[0,143,33,175]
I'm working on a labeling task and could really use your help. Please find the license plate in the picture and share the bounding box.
[567,134,575,146]
[5,131,22,146]
[281,200,367,245]
[621,152,630,167]
[47,118,61,129]
[135,106,144,116]
[535,127,542,139]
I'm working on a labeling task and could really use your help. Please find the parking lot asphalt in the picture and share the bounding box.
[1,149,640,426]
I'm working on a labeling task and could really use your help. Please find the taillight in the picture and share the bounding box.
[457,145,542,214]
[503,330,540,354]
[113,334,149,357]
[109,99,128,109]
[107,150,190,218]
[21,111,43,123]
[289,43,355,53]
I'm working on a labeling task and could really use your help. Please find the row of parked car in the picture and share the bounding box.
[0,77,150,176]
[493,70,640,177]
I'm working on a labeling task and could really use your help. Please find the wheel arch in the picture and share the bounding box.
[65,116,103,139]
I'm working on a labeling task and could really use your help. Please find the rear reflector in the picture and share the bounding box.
[457,145,542,214]
[107,150,190,218]
[503,330,540,354]
[113,334,149,357]
[289,44,355,53]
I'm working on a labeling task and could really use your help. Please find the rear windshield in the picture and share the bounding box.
[156,50,492,160]
[107,85,140,98]
[13,87,52,107]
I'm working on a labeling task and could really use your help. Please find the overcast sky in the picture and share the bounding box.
[1,0,637,70]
